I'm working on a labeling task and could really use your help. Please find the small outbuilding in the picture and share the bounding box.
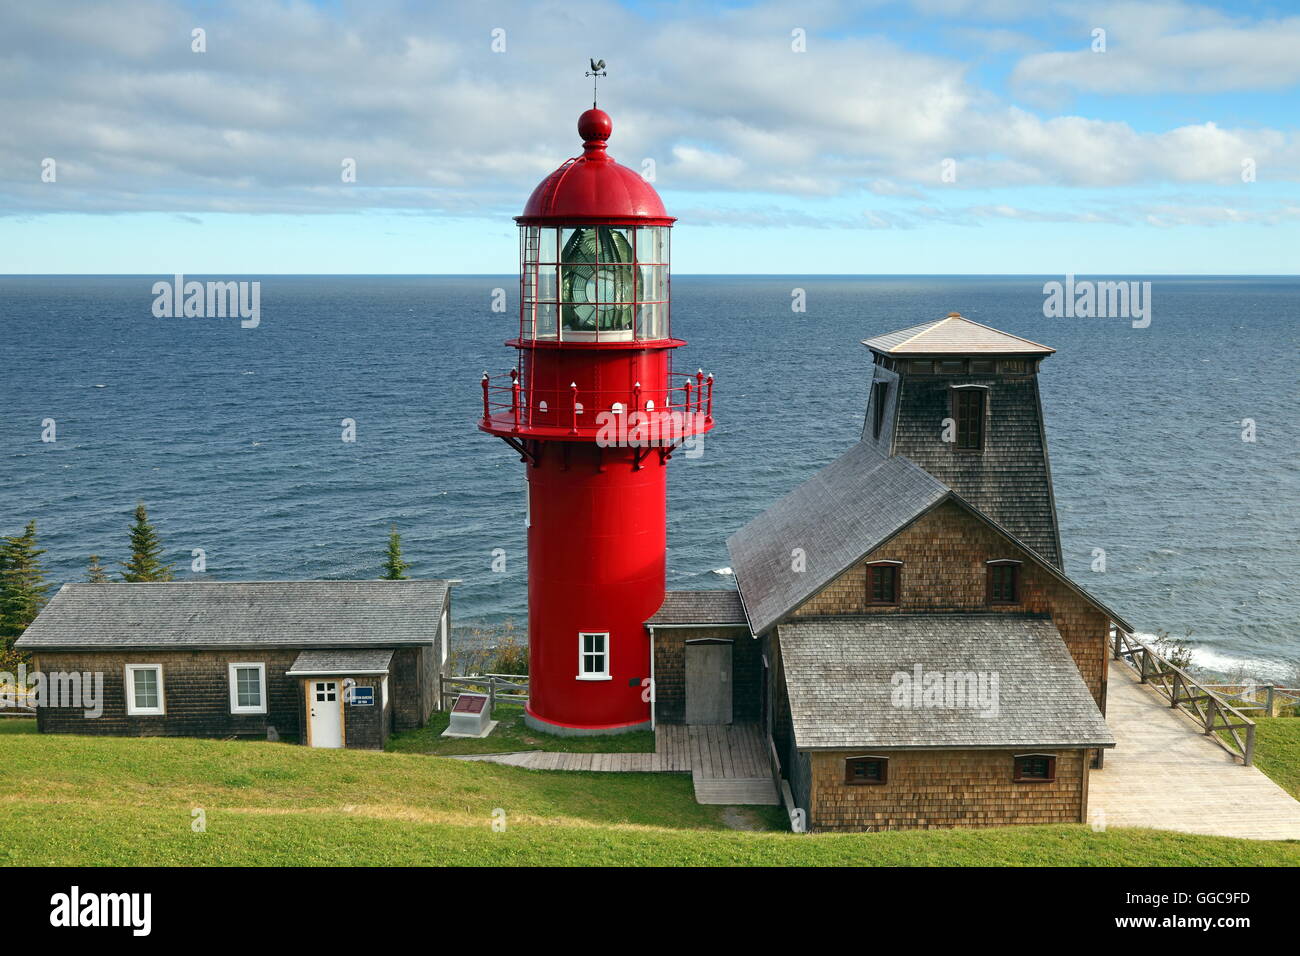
[15,580,453,749]
[646,590,757,727]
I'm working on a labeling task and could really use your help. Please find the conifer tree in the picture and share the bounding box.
[0,520,50,658]
[383,525,409,580]
[87,554,110,583]
[120,503,174,582]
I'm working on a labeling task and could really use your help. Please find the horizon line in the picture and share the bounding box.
[2,272,1297,279]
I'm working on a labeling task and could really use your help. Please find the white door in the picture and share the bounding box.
[308,680,343,748]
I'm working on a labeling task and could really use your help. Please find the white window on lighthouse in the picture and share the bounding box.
[578,632,610,680]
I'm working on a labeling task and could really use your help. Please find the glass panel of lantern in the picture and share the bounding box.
[636,226,668,264]
[538,227,558,263]
[638,264,668,303]
[560,227,635,333]
[637,303,665,340]
[537,264,557,302]
[535,302,557,339]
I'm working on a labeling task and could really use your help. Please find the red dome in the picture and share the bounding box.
[517,109,673,226]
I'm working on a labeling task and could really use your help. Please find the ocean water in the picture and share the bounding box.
[1,275,1296,675]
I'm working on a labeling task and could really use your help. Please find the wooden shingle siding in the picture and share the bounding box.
[727,442,948,637]
[808,748,1086,831]
[653,625,759,724]
[889,374,1062,567]
[388,646,434,731]
[340,677,389,750]
[32,649,427,741]
[32,649,304,740]
[790,500,1109,706]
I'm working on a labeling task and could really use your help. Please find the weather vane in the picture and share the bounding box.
[585,58,607,108]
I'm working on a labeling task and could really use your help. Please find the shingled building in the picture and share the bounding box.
[15,580,453,750]
[714,313,1130,832]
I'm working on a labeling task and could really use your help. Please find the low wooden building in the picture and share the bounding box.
[15,580,453,750]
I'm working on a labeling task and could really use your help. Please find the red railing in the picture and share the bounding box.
[480,368,713,438]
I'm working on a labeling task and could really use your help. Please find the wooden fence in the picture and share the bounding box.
[438,673,529,713]
[0,689,36,718]
[1112,628,1256,765]
[1200,683,1300,718]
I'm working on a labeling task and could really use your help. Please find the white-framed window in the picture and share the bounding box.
[577,632,610,680]
[228,662,267,715]
[124,664,165,716]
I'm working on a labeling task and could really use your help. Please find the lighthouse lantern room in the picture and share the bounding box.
[479,97,714,735]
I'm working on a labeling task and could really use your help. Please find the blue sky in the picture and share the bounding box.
[1,0,1298,274]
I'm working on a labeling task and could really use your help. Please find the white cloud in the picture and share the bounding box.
[0,0,1296,221]
[1011,1,1300,96]
[867,179,928,198]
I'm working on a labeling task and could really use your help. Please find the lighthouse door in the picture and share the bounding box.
[685,641,732,725]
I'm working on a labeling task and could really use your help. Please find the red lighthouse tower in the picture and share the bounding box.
[479,103,713,735]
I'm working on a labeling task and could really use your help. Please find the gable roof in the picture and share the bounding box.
[726,441,948,636]
[14,580,450,651]
[778,613,1114,750]
[647,590,747,627]
[725,440,1131,636]
[863,313,1055,356]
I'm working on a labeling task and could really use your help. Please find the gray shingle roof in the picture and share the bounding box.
[15,581,449,651]
[646,590,747,626]
[726,441,949,636]
[726,438,1131,636]
[287,648,395,676]
[778,613,1114,750]
[863,314,1054,355]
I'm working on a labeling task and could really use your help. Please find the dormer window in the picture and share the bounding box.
[952,386,986,451]
[987,560,1021,605]
[867,561,901,606]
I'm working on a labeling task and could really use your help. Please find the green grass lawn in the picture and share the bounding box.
[2,719,1299,866]
[1240,718,1300,798]
[385,702,655,755]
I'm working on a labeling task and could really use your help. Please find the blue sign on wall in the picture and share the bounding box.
[349,687,375,706]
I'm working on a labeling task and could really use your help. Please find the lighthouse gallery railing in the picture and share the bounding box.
[481,368,713,438]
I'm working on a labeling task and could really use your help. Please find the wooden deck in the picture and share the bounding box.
[668,723,781,805]
[1091,660,1300,841]
[452,723,779,805]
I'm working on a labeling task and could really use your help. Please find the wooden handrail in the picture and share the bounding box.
[1111,628,1256,765]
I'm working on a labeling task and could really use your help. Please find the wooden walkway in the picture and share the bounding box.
[452,723,779,805]
[1091,660,1300,841]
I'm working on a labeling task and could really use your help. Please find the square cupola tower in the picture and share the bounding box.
[861,313,1063,569]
